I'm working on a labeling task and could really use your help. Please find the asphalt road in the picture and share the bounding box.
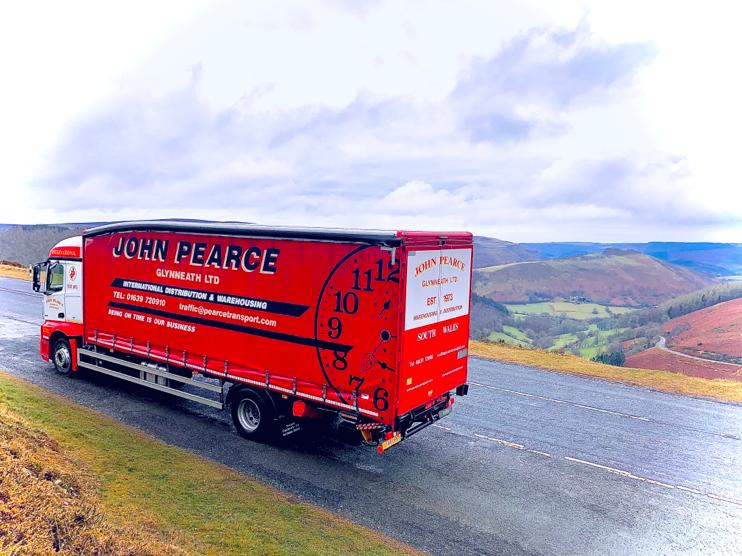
[1,276,741,555]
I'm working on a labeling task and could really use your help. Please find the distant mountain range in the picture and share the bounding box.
[472,237,540,268]
[474,249,715,306]
[518,241,742,277]
[1,222,740,282]
[473,237,741,277]
[0,220,244,265]
[0,225,86,266]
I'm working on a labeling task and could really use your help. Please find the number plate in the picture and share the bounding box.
[379,433,402,451]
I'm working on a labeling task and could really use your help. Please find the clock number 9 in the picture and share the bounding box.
[327,316,342,339]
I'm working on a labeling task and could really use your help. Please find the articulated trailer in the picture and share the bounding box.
[33,221,472,452]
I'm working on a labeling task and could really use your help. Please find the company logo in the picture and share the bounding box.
[50,246,81,258]
[69,267,77,281]
[111,235,280,274]
[413,253,467,278]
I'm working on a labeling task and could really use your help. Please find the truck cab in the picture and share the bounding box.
[32,236,84,375]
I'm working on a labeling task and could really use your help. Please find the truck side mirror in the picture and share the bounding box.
[31,264,41,292]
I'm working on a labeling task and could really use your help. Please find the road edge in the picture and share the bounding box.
[470,340,742,404]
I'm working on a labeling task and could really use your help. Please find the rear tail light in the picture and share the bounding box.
[292,400,320,419]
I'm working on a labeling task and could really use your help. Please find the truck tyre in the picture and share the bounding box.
[231,389,275,441]
[52,337,73,377]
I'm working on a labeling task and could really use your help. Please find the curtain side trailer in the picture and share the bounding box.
[33,221,472,452]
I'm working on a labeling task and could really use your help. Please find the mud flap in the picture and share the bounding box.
[280,418,301,437]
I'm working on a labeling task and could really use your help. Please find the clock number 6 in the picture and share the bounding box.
[373,387,389,411]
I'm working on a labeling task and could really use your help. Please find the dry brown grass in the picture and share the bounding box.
[0,405,184,555]
[0,263,29,281]
[470,340,742,404]
[0,372,420,555]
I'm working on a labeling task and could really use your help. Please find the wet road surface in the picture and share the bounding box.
[1,276,741,555]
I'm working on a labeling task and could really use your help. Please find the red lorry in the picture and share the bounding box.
[32,221,472,452]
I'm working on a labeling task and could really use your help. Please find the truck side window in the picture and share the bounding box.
[47,263,64,293]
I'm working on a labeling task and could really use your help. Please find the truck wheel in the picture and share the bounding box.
[52,337,73,377]
[231,389,275,441]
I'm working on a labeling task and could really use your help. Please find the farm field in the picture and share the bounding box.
[487,325,532,347]
[662,298,742,358]
[576,326,630,358]
[625,347,741,381]
[551,333,578,349]
[506,301,634,320]
[486,320,630,359]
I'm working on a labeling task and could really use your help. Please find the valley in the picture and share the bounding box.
[470,235,741,378]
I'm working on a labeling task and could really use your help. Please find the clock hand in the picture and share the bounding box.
[377,299,391,317]
[377,361,395,373]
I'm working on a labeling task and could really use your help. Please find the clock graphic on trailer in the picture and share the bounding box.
[314,245,399,410]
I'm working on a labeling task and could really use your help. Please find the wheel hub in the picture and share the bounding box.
[237,398,261,432]
[55,346,71,369]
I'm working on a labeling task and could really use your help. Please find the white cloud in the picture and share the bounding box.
[1,0,740,242]
[377,181,470,214]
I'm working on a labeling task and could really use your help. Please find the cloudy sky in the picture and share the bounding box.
[1,1,740,241]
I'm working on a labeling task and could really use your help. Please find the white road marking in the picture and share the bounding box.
[565,457,742,507]
[675,485,703,495]
[565,456,639,479]
[470,380,740,440]
[642,478,675,489]
[698,492,742,506]
[470,381,651,421]
[0,286,41,299]
[474,433,525,450]
[526,449,552,457]
[431,424,472,439]
[434,425,554,457]
[432,424,742,507]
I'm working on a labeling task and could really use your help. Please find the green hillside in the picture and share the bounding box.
[474,250,714,306]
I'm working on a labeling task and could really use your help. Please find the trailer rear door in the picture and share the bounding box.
[397,238,472,416]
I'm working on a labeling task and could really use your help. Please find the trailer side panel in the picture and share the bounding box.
[83,230,401,423]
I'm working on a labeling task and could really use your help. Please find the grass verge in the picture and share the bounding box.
[0,263,29,281]
[0,371,419,555]
[470,340,742,404]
